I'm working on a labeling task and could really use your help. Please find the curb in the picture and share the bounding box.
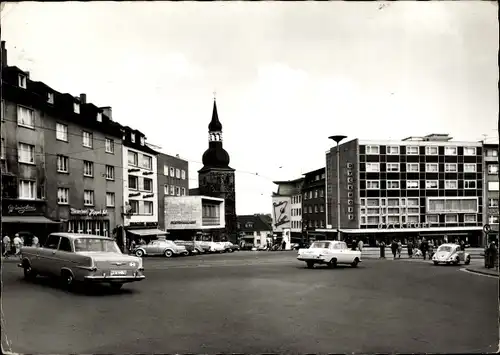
[465,267,499,277]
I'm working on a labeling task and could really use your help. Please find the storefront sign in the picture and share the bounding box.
[129,221,158,227]
[143,194,154,199]
[70,208,108,217]
[2,200,45,216]
[171,221,196,225]
[7,204,36,215]
[377,222,430,230]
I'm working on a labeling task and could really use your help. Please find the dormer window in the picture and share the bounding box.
[140,136,145,146]
[131,133,135,143]
[47,92,54,104]
[18,74,27,89]
[96,112,102,122]
[73,102,80,114]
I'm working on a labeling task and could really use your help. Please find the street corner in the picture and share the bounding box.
[464,265,499,278]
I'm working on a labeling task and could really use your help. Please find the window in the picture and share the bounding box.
[406,198,418,207]
[181,170,186,180]
[105,165,114,180]
[164,184,169,194]
[425,146,438,155]
[445,214,458,223]
[59,237,72,252]
[176,186,181,196]
[406,146,419,155]
[170,167,175,176]
[106,192,115,207]
[18,74,27,88]
[489,198,499,208]
[388,198,400,207]
[444,163,457,172]
[366,180,380,189]
[488,182,499,191]
[445,180,458,189]
[407,180,419,189]
[488,164,498,174]
[45,235,60,250]
[386,163,399,172]
[129,200,139,214]
[84,190,94,206]
[314,190,319,198]
[489,215,499,224]
[425,163,438,172]
[426,215,439,224]
[17,106,34,128]
[18,143,35,164]
[164,165,169,176]
[464,164,476,173]
[181,187,186,196]
[406,163,419,173]
[170,185,175,195]
[128,151,138,166]
[176,168,181,178]
[55,155,68,173]
[444,146,457,155]
[464,214,477,223]
[82,131,92,147]
[425,180,438,189]
[320,189,324,197]
[387,180,400,190]
[97,112,102,122]
[140,137,145,146]
[47,92,54,104]
[0,138,5,159]
[142,155,152,170]
[105,138,114,153]
[314,205,318,213]
[73,102,80,114]
[128,176,138,190]
[56,123,68,141]
[57,187,69,204]
[131,133,136,143]
[366,145,380,155]
[83,161,93,177]
[463,147,476,156]
[386,146,399,155]
[464,180,476,189]
[367,216,380,224]
[143,178,153,192]
[366,163,380,172]
[19,180,36,200]
[427,197,478,213]
[144,201,153,215]
[486,149,498,157]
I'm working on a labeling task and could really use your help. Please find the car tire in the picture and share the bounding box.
[135,250,144,257]
[61,270,74,291]
[433,261,439,265]
[328,258,337,268]
[465,256,471,265]
[306,261,314,269]
[23,262,37,281]
[351,258,359,268]
[164,249,174,258]
[110,283,123,291]
[454,257,460,265]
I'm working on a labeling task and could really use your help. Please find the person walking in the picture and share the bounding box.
[13,234,22,258]
[2,235,11,258]
[357,239,364,252]
[397,240,402,259]
[32,235,39,247]
[421,238,429,260]
[391,239,398,260]
[379,240,386,259]
[407,239,413,259]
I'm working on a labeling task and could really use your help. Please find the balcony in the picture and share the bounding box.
[202,216,220,226]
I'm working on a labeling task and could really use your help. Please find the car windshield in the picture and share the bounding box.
[74,238,121,253]
[311,242,331,249]
[438,246,453,252]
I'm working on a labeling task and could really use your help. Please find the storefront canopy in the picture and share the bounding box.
[1,216,61,224]
[129,229,168,237]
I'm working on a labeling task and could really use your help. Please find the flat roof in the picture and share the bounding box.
[314,226,483,234]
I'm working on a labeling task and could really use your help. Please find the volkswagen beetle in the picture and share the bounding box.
[432,243,471,265]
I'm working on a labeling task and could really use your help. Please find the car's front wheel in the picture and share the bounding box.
[164,249,174,258]
[328,258,337,268]
[351,258,359,268]
[465,256,471,265]
[61,270,74,291]
[135,249,144,257]
[23,262,37,281]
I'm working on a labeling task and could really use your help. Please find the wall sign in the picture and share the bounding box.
[70,208,108,217]
[2,200,45,216]
[143,194,154,199]
[8,204,36,214]
[377,222,430,230]
[171,221,196,225]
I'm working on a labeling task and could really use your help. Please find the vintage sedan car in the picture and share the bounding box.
[297,240,362,269]
[222,242,240,252]
[174,240,203,255]
[18,233,145,290]
[432,243,471,265]
[133,240,188,258]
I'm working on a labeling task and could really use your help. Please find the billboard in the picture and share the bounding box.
[165,196,203,229]
[272,196,291,232]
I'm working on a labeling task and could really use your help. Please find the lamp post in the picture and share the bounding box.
[329,135,347,241]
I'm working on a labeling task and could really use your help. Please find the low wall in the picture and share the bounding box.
[361,247,483,259]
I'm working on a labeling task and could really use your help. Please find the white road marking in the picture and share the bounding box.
[459,268,498,279]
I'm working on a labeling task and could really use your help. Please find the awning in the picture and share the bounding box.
[128,229,168,237]
[1,216,61,224]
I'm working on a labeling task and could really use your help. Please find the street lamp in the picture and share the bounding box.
[329,135,347,241]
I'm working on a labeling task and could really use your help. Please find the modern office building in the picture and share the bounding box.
[320,133,484,246]
[483,143,499,244]
[301,167,326,241]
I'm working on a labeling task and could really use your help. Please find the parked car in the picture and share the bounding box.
[18,233,145,290]
[210,242,226,253]
[134,240,188,258]
[174,240,203,255]
[222,241,240,252]
[297,240,362,269]
[194,241,211,253]
[432,243,471,265]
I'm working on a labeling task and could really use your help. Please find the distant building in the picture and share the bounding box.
[301,167,326,240]
[483,143,498,244]
[237,214,272,246]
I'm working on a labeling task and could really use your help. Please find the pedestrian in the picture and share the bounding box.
[421,238,429,260]
[357,239,364,252]
[13,234,22,257]
[397,240,402,259]
[407,239,413,259]
[2,235,11,258]
[281,240,286,250]
[379,240,386,258]
[32,235,39,247]
[391,239,398,260]
[129,239,136,254]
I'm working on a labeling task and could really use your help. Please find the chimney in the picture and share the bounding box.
[100,106,112,120]
[80,93,87,104]
[1,41,7,68]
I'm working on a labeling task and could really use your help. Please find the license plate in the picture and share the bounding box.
[110,270,127,276]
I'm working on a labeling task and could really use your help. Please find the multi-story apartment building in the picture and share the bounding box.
[237,214,273,247]
[302,168,326,240]
[1,42,124,243]
[321,133,484,246]
[157,152,189,231]
[121,126,162,239]
[483,143,498,244]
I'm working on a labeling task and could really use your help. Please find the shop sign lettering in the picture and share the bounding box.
[70,208,108,217]
[377,222,430,230]
[171,221,196,225]
[7,204,36,215]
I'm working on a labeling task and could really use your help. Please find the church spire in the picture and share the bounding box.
[208,97,223,133]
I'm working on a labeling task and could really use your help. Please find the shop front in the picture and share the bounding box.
[64,208,112,237]
[125,221,168,245]
[1,199,60,245]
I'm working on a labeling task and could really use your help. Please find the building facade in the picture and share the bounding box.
[271,178,304,247]
[322,134,484,246]
[237,214,273,247]
[483,143,499,244]
[302,167,326,240]
[157,152,189,231]
[196,99,237,241]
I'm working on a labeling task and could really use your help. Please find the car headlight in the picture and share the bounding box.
[129,262,136,267]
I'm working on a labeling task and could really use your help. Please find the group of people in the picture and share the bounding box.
[375,237,465,260]
[2,233,39,258]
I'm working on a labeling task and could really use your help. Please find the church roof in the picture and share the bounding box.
[208,99,222,132]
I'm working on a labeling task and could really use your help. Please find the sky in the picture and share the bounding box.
[1,1,498,215]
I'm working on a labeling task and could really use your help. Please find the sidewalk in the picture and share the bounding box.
[465,261,499,277]
[1,256,21,263]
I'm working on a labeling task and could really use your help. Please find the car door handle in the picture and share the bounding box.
[51,251,56,255]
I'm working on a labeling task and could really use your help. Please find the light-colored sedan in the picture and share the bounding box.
[18,233,145,290]
[133,240,188,258]
[297,240,362,269]
[432,243,471,265]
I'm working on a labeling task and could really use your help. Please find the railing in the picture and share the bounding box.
[202,217,220,226]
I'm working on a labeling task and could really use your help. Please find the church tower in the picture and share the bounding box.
[198,98,237,240]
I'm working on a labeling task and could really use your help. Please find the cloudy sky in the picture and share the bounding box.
[2,1,498,215]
